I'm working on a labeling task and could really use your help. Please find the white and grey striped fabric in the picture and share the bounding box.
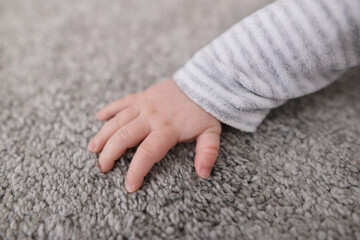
[173,0,360,132]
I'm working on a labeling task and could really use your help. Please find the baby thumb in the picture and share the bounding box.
[194,129,220,179]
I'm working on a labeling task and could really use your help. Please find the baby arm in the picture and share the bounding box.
[89,0,360,192]
[174,0,360,132]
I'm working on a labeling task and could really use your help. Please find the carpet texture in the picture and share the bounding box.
[1,0,360,239]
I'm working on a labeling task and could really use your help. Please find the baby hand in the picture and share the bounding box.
[88,79,221,192]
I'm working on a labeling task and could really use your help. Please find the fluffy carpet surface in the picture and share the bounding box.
[1,0,360,239]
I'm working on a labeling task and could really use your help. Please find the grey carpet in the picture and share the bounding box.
[1,0,360,239]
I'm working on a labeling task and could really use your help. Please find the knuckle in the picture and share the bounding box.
[114,114,123,126]
[138,144,157,162]
[154,128,178,145]
[117,127,130,141]
[159,128,176,139]
[144,105,158,117]
[149,108,158,116]
[160,120,171,127]
[200,146,219,158]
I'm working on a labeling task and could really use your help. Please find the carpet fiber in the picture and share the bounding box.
[1,0,360,239]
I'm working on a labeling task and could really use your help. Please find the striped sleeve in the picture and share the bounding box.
[173,0,360,132]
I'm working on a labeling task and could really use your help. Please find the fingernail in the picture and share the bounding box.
[200,167,211,178]
[88,141,96,151]
[125,181,136,193]
[98,162,103,172]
